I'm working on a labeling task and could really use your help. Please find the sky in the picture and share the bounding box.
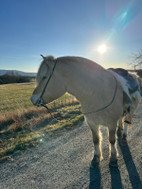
[0,0,142,72]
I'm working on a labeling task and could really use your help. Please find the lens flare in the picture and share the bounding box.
[97,44,107,54]
[105,1,139,43]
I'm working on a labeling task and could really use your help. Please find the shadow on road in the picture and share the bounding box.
[118,138,142,189]
[89,166,101,189]
[109,165,123,189]
[89,139,142,189]
[89,165,123,189]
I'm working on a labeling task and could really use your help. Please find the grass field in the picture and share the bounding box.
[0,82,83,162]
[0,82,35,113]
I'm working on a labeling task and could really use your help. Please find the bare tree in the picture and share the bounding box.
[132,49,142,70]
[129,49,142,78]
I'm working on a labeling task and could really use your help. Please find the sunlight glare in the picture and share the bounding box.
[97,44,107,54]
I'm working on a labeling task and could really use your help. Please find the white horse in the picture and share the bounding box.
[31,55,129,167]
[117,73,142,144]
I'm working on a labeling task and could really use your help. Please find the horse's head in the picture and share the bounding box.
[31,55,66,106]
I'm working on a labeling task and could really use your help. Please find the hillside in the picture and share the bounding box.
[0,69,36,77]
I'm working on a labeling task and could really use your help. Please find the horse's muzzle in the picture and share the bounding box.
[31,95,41,106]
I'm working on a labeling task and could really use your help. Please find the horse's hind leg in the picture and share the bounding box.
[122,113,132,139]
[90,126,102,168]
[120,113,132,145]
[117,117,124,137]
[109,126,118,166]
[121,123,128,144]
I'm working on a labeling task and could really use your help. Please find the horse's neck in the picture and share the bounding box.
[60,61,102,103]
[58,59,117,114]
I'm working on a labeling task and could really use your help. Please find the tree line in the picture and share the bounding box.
[0,74,35,84]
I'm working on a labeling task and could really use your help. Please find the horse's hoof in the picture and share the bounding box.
[121,137,127,146]
[109,159,118,167]
[90,160,99,169]
[117,129,122,137]
[109,156,118,167]
[90,156,100,168]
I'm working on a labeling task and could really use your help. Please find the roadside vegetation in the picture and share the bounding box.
[0,82,83,162]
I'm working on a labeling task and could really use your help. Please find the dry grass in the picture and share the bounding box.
[0,82,83,162]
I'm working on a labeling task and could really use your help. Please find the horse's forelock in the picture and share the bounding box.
[36,55,56,83]
[45,55,56,61]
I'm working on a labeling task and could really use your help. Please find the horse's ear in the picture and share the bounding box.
[40,54,49,65]
[41,54,46,60]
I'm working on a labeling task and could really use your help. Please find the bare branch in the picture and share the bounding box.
[129,49,142,69]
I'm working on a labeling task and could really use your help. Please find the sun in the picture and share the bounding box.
[97,44,107,54]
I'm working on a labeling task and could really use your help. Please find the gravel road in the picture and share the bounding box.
[0,103,142,189]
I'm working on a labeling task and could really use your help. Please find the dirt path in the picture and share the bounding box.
[0,103,142,189]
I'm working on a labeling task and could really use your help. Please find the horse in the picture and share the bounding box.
[117,73,142,144]
[31,55,127,167]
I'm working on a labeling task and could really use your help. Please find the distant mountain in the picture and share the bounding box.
[0,69,36,77]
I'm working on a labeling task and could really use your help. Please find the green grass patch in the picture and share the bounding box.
[0,82,35,113]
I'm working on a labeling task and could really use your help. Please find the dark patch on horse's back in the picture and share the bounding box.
[108,68,128,77]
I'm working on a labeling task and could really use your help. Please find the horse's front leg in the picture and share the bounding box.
[109,126,118,167]
[90,126,102,168]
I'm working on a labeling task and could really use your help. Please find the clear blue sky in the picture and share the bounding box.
[0,0,142,72]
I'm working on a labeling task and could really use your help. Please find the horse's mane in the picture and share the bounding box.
[57,56,104,71]
[39,55,102,69]
[44,55,56,61]
[37,55,104,79]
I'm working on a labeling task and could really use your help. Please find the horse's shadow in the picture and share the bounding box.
[89,166,101,189]
[89,165,123,189]
[89,139,142,189]
[109,164,123,189]
[118,138,142,189]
